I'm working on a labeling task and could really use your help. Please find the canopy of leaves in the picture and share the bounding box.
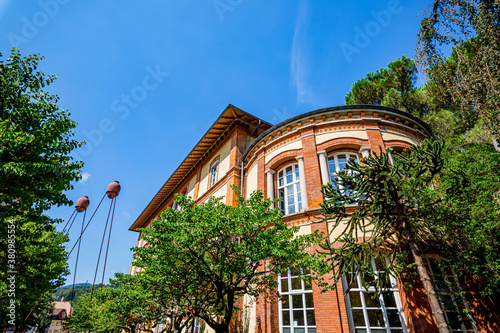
[320,138,500,296]
[0,49,83,331]
[67,274,161,333]
[133,188,324,333]
[417,0,500,142]
[345,55,428,117]
[319,140,448,293]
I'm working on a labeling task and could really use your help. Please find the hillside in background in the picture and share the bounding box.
[53,283,106,302]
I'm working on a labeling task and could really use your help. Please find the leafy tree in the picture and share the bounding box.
[319,139,467,333]
[345,56,428,117]
[417,0,500,146]
[0,49,83,331]
[67,274,163,333]
[133,189,323,333]
[430,139,500,296]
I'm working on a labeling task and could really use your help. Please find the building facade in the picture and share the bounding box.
[129,104,500,333]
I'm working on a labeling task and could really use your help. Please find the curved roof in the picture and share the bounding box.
[242,104,434,162]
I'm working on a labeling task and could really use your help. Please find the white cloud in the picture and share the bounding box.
[122,211,131,219]
[79,172,91,184]
[290,0,323,106]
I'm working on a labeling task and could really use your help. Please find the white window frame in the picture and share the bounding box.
[425,256,478,333]
[209,160,219,187]
[343,256,408,333]
[192,318,202,333]
[278,268,316,333]
[327,152,359,184]
[277,164,302,215]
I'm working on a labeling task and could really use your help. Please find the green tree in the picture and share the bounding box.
[417,0,500,146]
[319,140,466,333]
[430,139,500,296]
[345,56,428,117]
[134,189,324,333]
[0,49,83,331]
[68,274,164,333]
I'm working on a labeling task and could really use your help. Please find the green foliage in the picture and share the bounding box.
[345,56,428,117]
[428,140,500,295]
[0,49,83,331]
[133,188,324,333]
[67,274,161,333]
[53,283,108,303]
[319,139,448,294]
[417,1,500,142]
[320,137,500,296]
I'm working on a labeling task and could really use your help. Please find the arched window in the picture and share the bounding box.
[327,152,359,183]
[277,164,302,215]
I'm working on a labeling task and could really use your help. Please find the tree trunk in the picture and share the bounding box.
[403,220,450,333]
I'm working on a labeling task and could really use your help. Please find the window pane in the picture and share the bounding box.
[367,309,385,327]
[305,293,314,308]
[282,310,290,326]
[355,330,368,333]
[383,292,397,308]
[347,273,359,288]
[304,278,312,291]
[352,309,365,326]
[282,295,290,309]
[291,277,301,290]
[293,310,305,326]
[308,329,316,333]
[387,310,402,327]
[281,278,289,293]
[290,268,300,276]
[363,293,379,308]
[283,328,291,333]
[349,292,362,307]
[338,155,347,171]
[294,329,305,333]
[306,310,316,326]
[286,167,293,183]
[292,294,303,308]
[295,165,300,180]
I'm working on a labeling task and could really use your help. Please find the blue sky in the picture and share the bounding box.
[0,0,429,286]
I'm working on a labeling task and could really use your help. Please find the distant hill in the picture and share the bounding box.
[53,283,107,302]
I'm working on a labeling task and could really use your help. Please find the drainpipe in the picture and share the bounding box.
[236,119,261,333]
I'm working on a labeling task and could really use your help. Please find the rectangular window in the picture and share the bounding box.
[209,160,219,187]
[343,257,408,333]
[193,318,202,333]
[425,257,477,333]
[279,268,316,333]
[277,164,302,215]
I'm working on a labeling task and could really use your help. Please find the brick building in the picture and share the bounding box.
[129,104,500,333]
